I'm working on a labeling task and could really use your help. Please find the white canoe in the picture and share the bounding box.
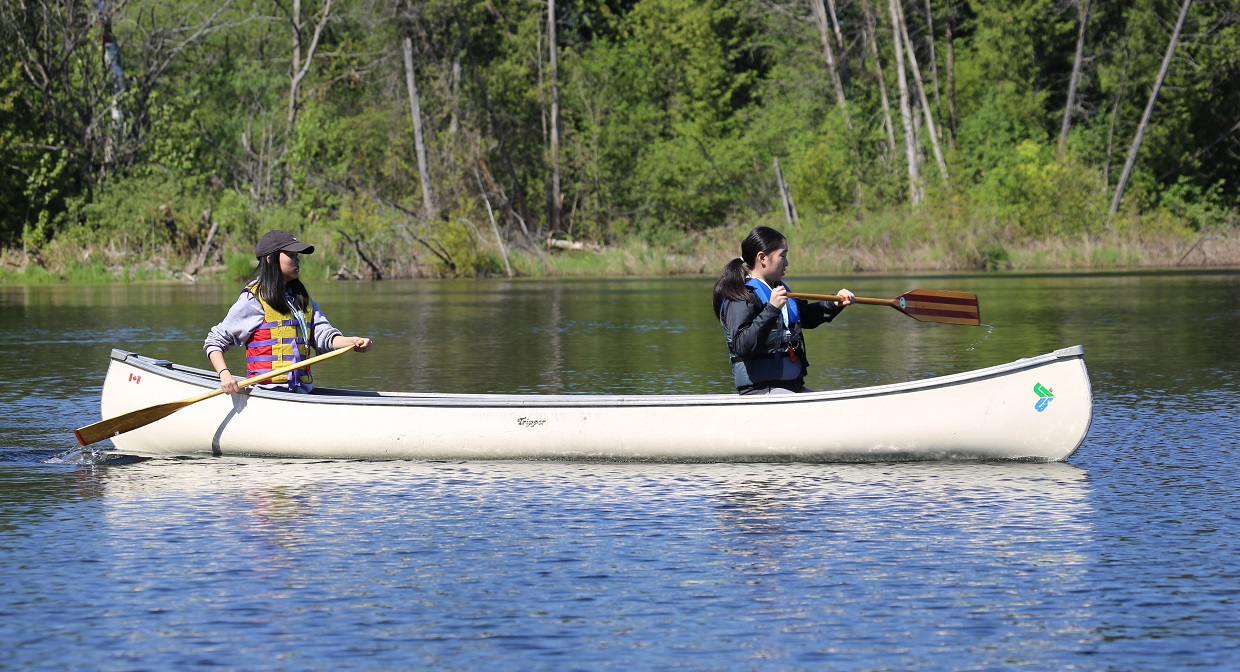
[94,346,1092,462]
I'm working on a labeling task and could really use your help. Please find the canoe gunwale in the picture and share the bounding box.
[106,346,1087,409]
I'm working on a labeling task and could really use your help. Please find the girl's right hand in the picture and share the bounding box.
[834,288,856,307]
[768,284,788,309]
[219,370,241,395]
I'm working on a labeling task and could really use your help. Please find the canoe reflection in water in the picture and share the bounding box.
[97,458,1096,605]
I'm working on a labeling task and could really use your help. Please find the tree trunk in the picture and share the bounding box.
[774,157,799,227]
[291,0,300,110]
[462,23,531,231]
[896,0,948,181]
[945,1,957,150]
[403,37,435,220]
[889,0,923,203]
[93,0,126,170]
[1104,49,1129,189]
[449,56,461,136]
[474,168,513,277]
[185,211,219,277]
[1110,0,1192,216]
[1059,0,1091,156]
[824,0,851,91]
[922,0,942,144]
[547,0,562,232]
[92,1,127,96]
[813,0,860,203]
[864,2,897,160]
[812,0,848,109]
[287,0,333,131]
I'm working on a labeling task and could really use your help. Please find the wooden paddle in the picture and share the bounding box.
[788,289,981,326]
[74,344,358,447]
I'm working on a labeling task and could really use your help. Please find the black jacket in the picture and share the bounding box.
[719,289,842,391]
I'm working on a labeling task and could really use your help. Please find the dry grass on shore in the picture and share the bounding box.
[542,225,1240,278]
[3,226,1238,284]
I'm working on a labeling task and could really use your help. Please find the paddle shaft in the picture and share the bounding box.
[223,343,357,393]
[74,344,357,446]
[787,292,894,306]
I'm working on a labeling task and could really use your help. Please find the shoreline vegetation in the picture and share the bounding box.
[2,216,1236,285]
[3,2,1238,285]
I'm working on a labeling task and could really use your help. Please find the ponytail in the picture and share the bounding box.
[711,226,787,317]
[712,258,749,317]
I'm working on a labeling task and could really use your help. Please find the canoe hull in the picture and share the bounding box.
[96,347,1092,462]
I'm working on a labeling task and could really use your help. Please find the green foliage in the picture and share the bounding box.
[0,62,42,246]
[20,145,74,248]
[225,253,257,282]
[249,203,317,257]
[559,0,769,232]
[141,89,208,184]
[78,171,211,257]
[1,0,1235,279]
[953,86,1049,192]
[624,0,755,136]
[1156,178,1231,232]
[786,109,859,216]
[978,242,1011,271]
[972,140,1109,237]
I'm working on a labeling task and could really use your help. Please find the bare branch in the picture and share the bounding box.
[287,0,334,128]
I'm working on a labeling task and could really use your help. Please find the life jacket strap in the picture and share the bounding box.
[247,337,302,348]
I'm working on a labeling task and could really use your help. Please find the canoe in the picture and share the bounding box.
[91,346,1092,462]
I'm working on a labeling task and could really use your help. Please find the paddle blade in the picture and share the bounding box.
[74,345,358,447]
[74,399,200,446]
[893,289,981,326]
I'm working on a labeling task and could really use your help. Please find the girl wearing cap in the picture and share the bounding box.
[712,226,854,394]
[204,230,372,394]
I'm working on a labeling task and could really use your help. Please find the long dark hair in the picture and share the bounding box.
[712,226,786,317]
[253,252,310,314]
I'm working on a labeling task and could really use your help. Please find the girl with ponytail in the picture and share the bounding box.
[712,226,854,394]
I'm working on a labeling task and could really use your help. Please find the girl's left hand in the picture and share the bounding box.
[834,288,856,307]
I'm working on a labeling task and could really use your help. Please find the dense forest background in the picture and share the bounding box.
[1,0,1237,280]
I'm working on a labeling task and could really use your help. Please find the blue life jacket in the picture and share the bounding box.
[720,279,807,389]
[745,278,800,330]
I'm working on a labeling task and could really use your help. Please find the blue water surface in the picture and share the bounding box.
[1,273,1237,670]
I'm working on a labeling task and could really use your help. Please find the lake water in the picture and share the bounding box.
[1,271,1237,670]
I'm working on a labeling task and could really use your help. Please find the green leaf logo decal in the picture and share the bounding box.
[1033,382,1054,412]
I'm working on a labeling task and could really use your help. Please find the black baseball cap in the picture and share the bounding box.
[255,230,315,258]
